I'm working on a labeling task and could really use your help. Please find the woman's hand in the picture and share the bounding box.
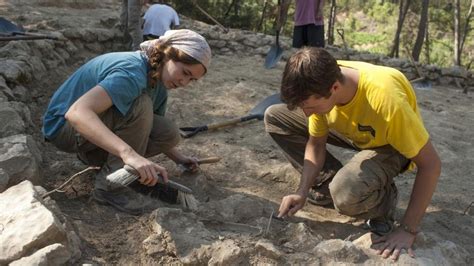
[122,150,168,186]
[164,148,199,173]
[177,155,199,173]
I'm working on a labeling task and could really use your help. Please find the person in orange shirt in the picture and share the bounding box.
[264,47,441,261]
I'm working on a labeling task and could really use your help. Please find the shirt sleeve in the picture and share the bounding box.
[98,69,145,116]
[308,113,329,137]
[174,11,180,26]
[386,105,430,159]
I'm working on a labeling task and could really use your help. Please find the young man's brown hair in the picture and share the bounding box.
[281,47,344,110]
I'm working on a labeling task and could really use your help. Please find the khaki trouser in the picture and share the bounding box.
[264,104,409,220]
[49,94,180,190]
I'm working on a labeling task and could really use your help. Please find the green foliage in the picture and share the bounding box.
[169,0,472,68]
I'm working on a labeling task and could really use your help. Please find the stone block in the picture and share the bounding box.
[0,134,42,191]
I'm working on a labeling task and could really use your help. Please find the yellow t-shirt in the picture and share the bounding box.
[308,61,429,161]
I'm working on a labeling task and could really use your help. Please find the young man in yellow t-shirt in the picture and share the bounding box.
[264,48,441,261]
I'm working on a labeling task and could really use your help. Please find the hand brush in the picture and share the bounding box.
[106,165,199,210]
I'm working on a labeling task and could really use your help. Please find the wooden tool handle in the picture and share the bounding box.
[197,156,221,164]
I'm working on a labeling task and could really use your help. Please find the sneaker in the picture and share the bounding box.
[364,183,398,236]
[128,181,179,204]
[365,218,394,236]
[92,189,144,216]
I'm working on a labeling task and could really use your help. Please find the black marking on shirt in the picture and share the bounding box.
[357,123,376,137]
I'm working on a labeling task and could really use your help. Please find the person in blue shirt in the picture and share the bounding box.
[42,29,211,214]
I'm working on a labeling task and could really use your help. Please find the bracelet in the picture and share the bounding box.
[399,223,419,235]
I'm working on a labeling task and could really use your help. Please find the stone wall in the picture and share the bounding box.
[180,17,473,89]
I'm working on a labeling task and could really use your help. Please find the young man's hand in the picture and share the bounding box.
[372,228,416,261]
[278,193,306,218]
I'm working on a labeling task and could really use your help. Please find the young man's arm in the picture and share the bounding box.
[374,139,441,261]
[278,134,328,217]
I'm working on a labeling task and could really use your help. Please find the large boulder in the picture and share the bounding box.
[0,181,81,264]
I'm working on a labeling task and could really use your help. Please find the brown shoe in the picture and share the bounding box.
[307,170,336,206]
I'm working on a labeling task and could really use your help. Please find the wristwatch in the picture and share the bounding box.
[399,223,419,235]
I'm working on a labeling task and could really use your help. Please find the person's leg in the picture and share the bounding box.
[264,103,343,180]
[127,0,142,50]
[48,117,108,167]
[307,24,325,48]
[328,146,410,233]
[145,115,181,157]
[292,26,305,48]
[91,93,154,191]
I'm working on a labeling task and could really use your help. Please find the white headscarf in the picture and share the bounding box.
[140,29,211,71]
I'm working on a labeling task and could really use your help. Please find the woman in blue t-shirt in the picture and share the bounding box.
[42,29,211,214]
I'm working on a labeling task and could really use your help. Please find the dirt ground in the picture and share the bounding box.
[2,1,473,264]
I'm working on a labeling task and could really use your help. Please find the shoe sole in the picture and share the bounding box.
[92,190,143,216]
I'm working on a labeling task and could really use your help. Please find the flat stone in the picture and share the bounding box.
[0,181,68,264]
[9,243,70,266]
[255,239,283,259]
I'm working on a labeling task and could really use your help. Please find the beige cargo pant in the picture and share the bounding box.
[49,94,180,191]
[264,104,409,220]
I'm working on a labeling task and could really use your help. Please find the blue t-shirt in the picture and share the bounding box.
[42,51,168,140]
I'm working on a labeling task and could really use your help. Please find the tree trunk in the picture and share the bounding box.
[460,0,474,56]
[412,0,430,61]
[454,0,461,65]
[224,0,238,17]
[258,0,268,31]
[328,0,337,45]
[389,0,411,58]
[425,20,431,64]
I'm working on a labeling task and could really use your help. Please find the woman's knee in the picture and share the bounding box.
[147,116,181,155]
[128,94,154,125]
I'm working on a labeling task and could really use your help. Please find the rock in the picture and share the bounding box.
[282,222,323,252]
[84,43,104,53]
[441,66,469,78]
[0,76,14,101]
[357,52,381,63]
[0,181,73,264]
[4,101,33,127]
[11,85,28,102]
[9,243,71,266]
[182,239,246,265]
[0,41,32,59]
[0,59,31,83]
[207,239,244,265]
[0,168,9,192]
[203,194,265,222]
[96,28,116,42]
[0,103,26,138]
[315,239,367,263]
[352,232,470,265]
[143,235,166,256]
[0,134,42,191]
[208,40,227,49]
[151,208,212,257]
[384,58,406,68]
[255,239,283,259]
